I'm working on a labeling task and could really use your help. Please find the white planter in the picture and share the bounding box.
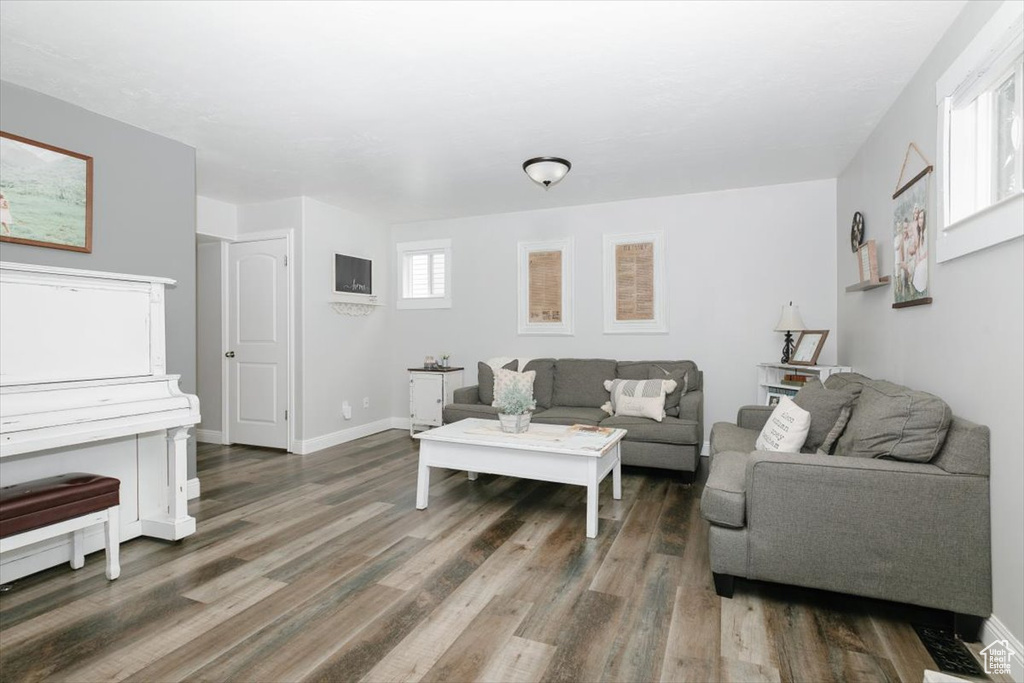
[498,413,531,434]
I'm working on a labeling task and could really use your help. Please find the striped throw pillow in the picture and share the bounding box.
[601,378,677,422]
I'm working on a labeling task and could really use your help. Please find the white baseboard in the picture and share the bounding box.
[194,429,224,444]
[701,440,710,456]
[981,614,1023,679]
[187,477,201,500]
[391,417,411,431]
[294,418,396,455]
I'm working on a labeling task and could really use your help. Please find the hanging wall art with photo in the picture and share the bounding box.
[892,143,933,309]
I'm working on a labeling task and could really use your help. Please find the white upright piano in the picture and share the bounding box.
[0,261,199,582]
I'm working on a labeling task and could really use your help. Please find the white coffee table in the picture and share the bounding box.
[413,418,626,538]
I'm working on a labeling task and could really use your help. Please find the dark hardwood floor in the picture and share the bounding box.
[0,430,1000,682]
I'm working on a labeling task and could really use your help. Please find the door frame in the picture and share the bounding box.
[221,230,296,452]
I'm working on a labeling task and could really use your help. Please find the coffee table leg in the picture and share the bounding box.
[586,460,599,538]
[613,446,622,500]
[416,457,430,509]
[467,471,478,481]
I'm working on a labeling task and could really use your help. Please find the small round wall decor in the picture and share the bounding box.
[850,211,865,253]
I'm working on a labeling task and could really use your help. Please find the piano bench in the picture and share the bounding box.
[0,474,121,581]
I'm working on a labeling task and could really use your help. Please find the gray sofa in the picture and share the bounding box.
[443,358,703,475]
[701,373,991,638]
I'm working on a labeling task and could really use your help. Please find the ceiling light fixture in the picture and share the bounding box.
[523,157,571,190]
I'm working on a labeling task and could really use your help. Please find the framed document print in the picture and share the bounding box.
[518,238,573,335]
[603,231,667,334]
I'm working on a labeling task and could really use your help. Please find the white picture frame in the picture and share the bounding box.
[517,238,574,336]
[603,231,667,334]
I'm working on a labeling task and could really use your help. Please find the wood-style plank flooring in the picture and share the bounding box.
[0,430,1002,682]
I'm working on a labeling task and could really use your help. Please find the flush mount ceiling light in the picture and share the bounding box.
[522,157,571,190]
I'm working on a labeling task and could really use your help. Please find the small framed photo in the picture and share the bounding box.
[790,330,829,366]
[766,394,782,408]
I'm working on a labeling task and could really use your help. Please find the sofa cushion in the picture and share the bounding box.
[478,360,517,406]
[552,359,617,408]
[793,379,862,453]
[710,422,758,456]
[701,451,748,528]
[618,360,699,390]
[522,358,556,409]
[492,368,536,407]
[600,415,699,445]
[832,376,952,462]
[755,396,810,453]
[648,364,689,413]
[531,406,608,426]
[602,378,675,421]
[443,402,501,424]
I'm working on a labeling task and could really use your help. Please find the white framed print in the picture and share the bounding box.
[603,231,667,334]
[518,238,573,335]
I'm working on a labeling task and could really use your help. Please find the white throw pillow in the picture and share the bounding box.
[491,368,536,407]
[601,378,677,422]
[755,396,811,453]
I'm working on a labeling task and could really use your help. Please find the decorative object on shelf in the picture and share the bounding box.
[850,211,865,252]
[892,143,933,309]
[774,301,806,364]
[603,231,667,334]
[494,382,536,434]
[857,239,879,283]
[790,329,829,366]
[518,238,574,336]
[424,356,436,368]
[439,354,451,368]
[0,131,93,253]
[334,253,373,295]
[522,157,571,190]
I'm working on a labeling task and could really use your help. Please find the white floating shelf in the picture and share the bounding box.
[329,294,383,316]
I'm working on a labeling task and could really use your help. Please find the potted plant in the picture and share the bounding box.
[494,383,536,434]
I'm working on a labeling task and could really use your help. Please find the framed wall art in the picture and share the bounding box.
[0,131,93,253]
[603,231,667,334]
[892,143,933,309]
[518,238,573,335]
[789,330,829,366]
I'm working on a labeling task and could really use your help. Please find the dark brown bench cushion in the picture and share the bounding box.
[0,473,120,538]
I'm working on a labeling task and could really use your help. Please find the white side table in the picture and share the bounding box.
[756,363,853,405]
[408,367,464,436]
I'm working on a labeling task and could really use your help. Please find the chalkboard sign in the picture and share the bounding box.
[334,254,372,295]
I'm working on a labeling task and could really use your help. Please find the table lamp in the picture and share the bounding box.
[774,301,805,364]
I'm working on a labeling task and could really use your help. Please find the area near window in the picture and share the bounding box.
[935,0,1024,262]
[396,238,452,309]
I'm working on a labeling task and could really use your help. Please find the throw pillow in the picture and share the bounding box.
[755,396,811,453]
[601,378,676,422]
[478,360,517,405]
[492,368,536,408]
[648,365,689,413]
[792,379,862,453]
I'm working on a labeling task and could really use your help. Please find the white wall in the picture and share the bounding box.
[836,0,1023,647]
[390,179,838,441]
[196,240,223,436]
[197,195,238,239]
[298,197,392,451]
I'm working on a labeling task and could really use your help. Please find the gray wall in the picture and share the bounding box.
[835,1,1023,642]
[196,240,222,434]
[0,81,199,477]
[391,178,838,445]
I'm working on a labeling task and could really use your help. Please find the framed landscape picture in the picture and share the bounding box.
[518,238,573,335]
[0,131,93,253]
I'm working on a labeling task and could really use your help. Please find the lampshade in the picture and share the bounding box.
[774,301,806,332]
[523,157,571,189]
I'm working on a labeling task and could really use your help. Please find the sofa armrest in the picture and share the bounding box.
[453,385,481,405]
[737,405,773,431]
[743,451,991,616]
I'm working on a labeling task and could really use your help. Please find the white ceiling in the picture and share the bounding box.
[0,1,965,224]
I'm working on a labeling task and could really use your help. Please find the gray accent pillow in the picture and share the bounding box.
[792,379,861,453]
[835,379,952,462]
[477,360,517,406]
[523,358,556,409]
[649,365,689,413]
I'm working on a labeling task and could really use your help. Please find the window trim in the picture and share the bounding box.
[935,0,1024,263]
[396,238,452,310]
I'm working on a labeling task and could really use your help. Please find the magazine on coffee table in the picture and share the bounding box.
[459,421,621,451]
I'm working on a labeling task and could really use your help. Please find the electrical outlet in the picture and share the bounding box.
[342,401,352,420]
[363,397,370,409]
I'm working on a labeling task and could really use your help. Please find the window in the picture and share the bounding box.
[396,239,452,309]
[936,1,1024,262]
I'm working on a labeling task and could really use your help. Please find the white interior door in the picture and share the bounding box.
[227,238,288,449]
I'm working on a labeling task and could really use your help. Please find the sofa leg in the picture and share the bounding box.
[679,470,696,485]
[953,613,984,643]
[713,573,735,598]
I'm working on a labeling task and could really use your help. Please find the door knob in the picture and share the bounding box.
[225,351,235,358]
